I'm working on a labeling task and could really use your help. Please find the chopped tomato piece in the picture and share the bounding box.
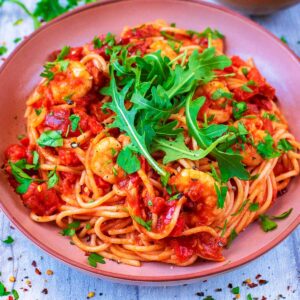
[170,237,196,262]
[44,108,70,136]
[5,144,27,162]
[197,233,225,261]
[22,183,62,216]
[58,149,81,166]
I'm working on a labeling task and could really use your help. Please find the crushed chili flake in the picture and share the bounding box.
[41,288,48,294]
[46,269,54,275]
[195,292,204,297]
[31,260,37,267]
[228,283,233,288]
[258,279,268,285]
[35,268,42,275]
[8,257,13,261]
[255,274,262,280]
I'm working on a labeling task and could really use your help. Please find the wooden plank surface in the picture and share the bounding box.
[0,1,299,299]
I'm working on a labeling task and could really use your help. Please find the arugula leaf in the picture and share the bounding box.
[152,133,228,164]
[154,121,183,137]
[47,168,59,188]
[187,27,224,40]
[271,208,293,220]
[132,215,152,231]
[256,134,281,159]
[211,88,233,100]
[259,215,277,232]
[166,47,231,98]
[69,114,80,131]
[102,75,168,180]
[277,138,293,152]
[249,202,259,212]
[185,92,249,182]
[2,236,14,244]
[117,147,141,174]
[87,253,105,267]
[214,183,227,209]
[37,130,63,147]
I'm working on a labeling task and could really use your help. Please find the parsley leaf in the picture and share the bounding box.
[12,289,19,300]
[0,282,10,296]
[69,114,80,131]
[93,36,102,49]
[87,253,105,267]
[0,45,8,56]
[277,138,293,152]
[47,168,59,188]
[2,236,14,244]
[256,134,280,159]
[9,161,34,194]
[37,130,63,147]
[259,215,277,232]
[232,101,247,120]
[231,199,249,216]
[249,202,259,212]
[132,215,152,231]
[61,221,80,236]
[117,146,141,174]
[211,88,233,100]
[231,286,240,295]
[280,36,288,44]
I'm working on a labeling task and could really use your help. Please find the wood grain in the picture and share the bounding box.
[0,1,299,299]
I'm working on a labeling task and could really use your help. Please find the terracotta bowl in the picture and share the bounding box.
[214,0,300,15]
[0,0,299,285]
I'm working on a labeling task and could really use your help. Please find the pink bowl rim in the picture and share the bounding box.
[0,0,299,283]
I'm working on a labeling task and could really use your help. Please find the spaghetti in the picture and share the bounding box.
[4,20,299,267]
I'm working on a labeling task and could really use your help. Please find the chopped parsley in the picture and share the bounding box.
[232,101,247,120]
[249,203,259,212]
[263,112,279,122]
[13,18,23,26]
[280,36,288,44]
[211,88,233,100]
[69,114,81,131]
[256,134,280,159]
[241,67,248,76]
[13,37,22,43]
[277,138,293,152]
[93,36,103,49]
[61,221,81,236]
[47,168,59,188]
[132,215,152,231]
[226,229,238,248]
[214,183,228,209]
[231,286,240,295]
[0,45,8,56]
[87,253,105,267]
[2,236,14,244]
[259,215,277,232]
[271,208,293,220]
[231,200,249,216]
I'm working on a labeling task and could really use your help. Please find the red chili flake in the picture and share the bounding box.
[255,274,262,280]
[31,260,37,267]
[215,288,222,292]
[248,283,258,288]
[228,283,233,288]
[261,297,267,300]
[42,288,48,294]
[195,292,204,297]
[35,268,42,275]
[258,279,268,285]
[8,296,13,300]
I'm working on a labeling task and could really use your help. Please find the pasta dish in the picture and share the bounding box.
[3,21,299,267]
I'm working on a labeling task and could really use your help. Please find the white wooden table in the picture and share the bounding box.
[0,1,299,299]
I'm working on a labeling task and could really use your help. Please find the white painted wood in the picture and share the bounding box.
[0,1,299,299]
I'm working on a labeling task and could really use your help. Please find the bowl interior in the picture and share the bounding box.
[0,0,299,283]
